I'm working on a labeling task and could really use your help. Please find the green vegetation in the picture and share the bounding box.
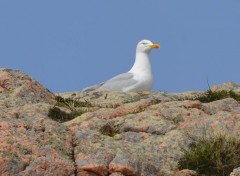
[179,134,240,176]
[48,106,75,122]
[38,124,46,132]
[150,97,162,104]
[55,96,93,110]
[195,89,240,103]
[99,121,124,137]
[48,96,93,123]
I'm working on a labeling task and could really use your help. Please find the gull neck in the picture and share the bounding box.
[129,52,152,74]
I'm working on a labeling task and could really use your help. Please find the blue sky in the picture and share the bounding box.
[1,1,239,93]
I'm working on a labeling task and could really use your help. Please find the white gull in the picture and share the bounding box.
[83,40,160,92]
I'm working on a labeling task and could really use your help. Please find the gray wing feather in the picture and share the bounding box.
[82,72,137,92]
[97,72,137,91]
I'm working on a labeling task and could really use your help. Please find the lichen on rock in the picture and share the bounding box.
[1,68,240,176]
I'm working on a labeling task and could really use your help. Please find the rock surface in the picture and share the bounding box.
[0,69,74,175]
[230,167,240,176]
[1,68,240,176]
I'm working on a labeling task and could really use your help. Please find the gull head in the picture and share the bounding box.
[136,40,160,54]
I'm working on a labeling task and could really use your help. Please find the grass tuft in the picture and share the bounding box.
[195,90,240,103]
[48,96,92,122]
[48,107,75,122]
[55,96,93,110]
[179,134,240,176]
[100,121,124,137]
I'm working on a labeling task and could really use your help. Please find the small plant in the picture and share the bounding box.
[229,90,240,101]
[100,121,124,137]
[151,97,161,104]
[195,89,240,103]
[37,124,46,132]
[104,93,108,99]
[179,134,240,176]
[40,124,46,132]
[48,107,75,122]
[48,96,92,122]
[55,96,93,109]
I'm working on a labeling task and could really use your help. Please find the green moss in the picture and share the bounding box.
[179,134,240,176]
[196,89,240,103]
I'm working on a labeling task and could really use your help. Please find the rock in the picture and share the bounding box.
[182,100,202,109]
[65,87,240,175]
[230,167,240,176]
[1,68,240,175]
[78,170,99,176]
[201,98,240,115]
[0,68,55,105]
[175,169,198,176]
[211,82,240,93]
[109,172,125,176]
[0,69,74,175]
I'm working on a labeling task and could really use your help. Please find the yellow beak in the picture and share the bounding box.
[151,43,160,48]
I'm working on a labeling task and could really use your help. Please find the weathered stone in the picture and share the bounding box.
[230,167,240,176]
[0,69,74,175]
[1,69,240,176]
[175,169,198,176]
[109,172,125,176]
[211,82,240,92]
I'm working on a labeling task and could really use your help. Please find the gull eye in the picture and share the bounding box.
[141,42,147,45]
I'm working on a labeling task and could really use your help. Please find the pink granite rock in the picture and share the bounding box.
[0,69,74,175]
[1,68,240,176]
[64,83,240,175]
[211,82,240,93]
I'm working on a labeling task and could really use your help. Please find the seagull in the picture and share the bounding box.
[82,39,160,92]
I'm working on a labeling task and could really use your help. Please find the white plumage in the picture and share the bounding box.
[83,40,160,92]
